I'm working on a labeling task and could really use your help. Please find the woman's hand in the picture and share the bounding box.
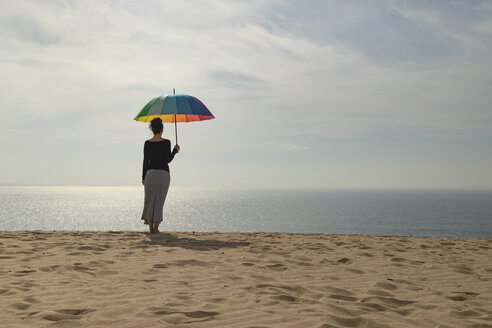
[174,145,180,152]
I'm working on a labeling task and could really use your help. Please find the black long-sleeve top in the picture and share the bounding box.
[142,139,178,180]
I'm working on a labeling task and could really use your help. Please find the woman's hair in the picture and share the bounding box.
[149,118,163,134]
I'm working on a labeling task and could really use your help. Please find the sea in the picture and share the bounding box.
[0,186,491,238]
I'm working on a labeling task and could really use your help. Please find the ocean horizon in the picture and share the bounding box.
[1,186,491,238]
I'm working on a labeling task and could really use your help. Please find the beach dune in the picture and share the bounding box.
[1,231,491,327]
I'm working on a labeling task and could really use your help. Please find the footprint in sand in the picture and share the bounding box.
[324,314,367,328]
[374,281,398,291]
[23,296,40,304]
[366,289,393,297]
[171,259,211,267]
[40,265,61,272]
[22,281,36,288]
[98,270,118,276]
[43,308,94,321]
[329,294,358,302]
[446,291,479,302]
[264,264,287,271]
[358,252,374,257]
[72,265,95,277]
[14,269,37,277]
[153,309,220,324]
[323,286,356,297]
[289,260,313,267]
[447,295,467,301]
[77,246,106,252]
[67,252,87,256]
[253,284,307,303]
[361,296,414,308]
[209,297,227,303]
[450,309,483,318]
[153,263,169,269]
[175,294,190,301]
[271,294,297,302]
[449,264,474,275]
[336,257,351,264]
[134,245,153,250]
[10,302,31,310]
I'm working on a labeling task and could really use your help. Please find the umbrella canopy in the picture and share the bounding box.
[134,93,214,144]
[134,94,214,123]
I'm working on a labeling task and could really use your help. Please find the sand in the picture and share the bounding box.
[0,231,491,328]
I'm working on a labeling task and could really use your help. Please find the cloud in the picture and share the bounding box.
[273,143,307,152]
[1,1,491,138]
[0,0,491,188]
[210,70,264,89]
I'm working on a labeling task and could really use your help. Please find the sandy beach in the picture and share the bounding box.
[1,231,491,327]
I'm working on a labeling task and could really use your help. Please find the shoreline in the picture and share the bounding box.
[1,231,491,327]
[2,230,491,239]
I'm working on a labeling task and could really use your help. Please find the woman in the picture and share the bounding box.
[141,118,180,233]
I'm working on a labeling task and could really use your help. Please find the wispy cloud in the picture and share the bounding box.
[210,70,265,89]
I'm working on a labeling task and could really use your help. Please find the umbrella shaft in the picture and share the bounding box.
[174,114,178,145]
[174,89,177,145]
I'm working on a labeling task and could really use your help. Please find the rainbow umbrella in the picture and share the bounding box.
[134,90,214,144]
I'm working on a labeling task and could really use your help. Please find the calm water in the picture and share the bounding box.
[0,186,491,238]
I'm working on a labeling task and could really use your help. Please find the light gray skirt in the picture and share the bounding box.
[141,169,170,224]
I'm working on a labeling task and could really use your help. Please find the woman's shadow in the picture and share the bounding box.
[145,232,251,251]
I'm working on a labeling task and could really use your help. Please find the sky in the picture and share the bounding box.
[1,0,492,189]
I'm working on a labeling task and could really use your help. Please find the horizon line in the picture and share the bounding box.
[1,183,491,191]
